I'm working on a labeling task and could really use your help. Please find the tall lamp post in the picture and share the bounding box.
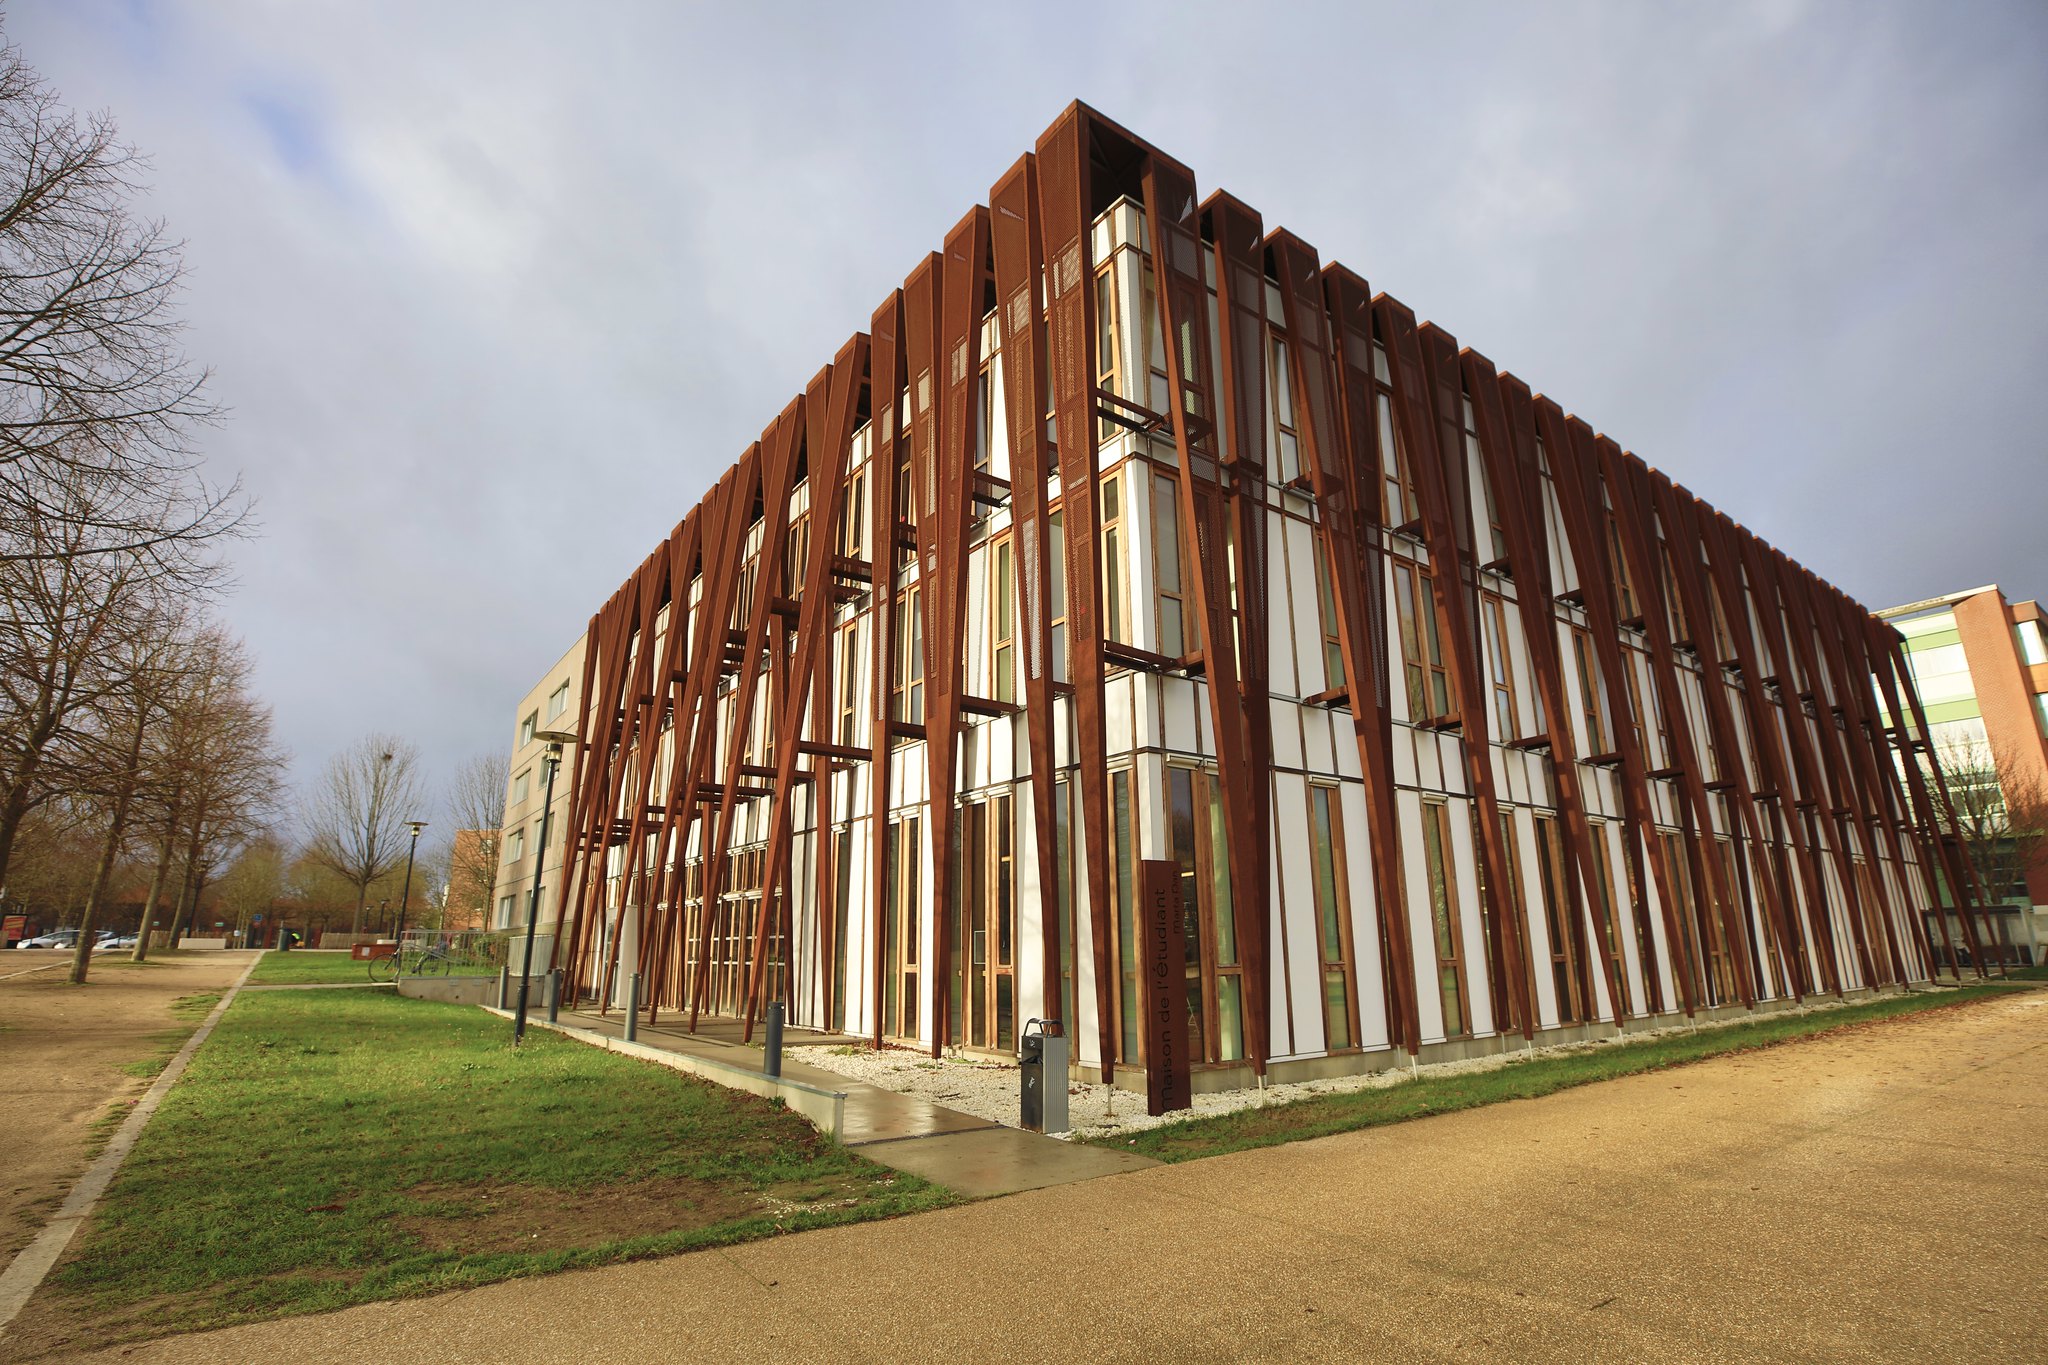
[515,729,576,1045]
[393,820,428,947]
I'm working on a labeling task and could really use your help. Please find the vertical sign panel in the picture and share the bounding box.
[1140,858,1191,1116]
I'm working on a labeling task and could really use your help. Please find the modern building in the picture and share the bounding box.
[495,634,587,953]
[1878,585,2048,961]
[521,103,1987,1095]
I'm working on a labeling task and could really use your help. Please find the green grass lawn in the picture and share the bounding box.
[36,989,953,1352]
[1092,984,2022,1165]
[244,950,380,985]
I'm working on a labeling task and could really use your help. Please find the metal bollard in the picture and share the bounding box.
[497,966,510,1010]
[624,972,640,1043]
[1020,1019,1068,1133]
[764,1002,785,1078]
[547,969,561,1024]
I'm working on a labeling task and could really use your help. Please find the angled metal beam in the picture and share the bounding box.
[1037,106,1118,1081]
[1143,159,1271,1074]
[989,153,1064,1034]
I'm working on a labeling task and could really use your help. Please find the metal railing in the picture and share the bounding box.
[393,928,511,977]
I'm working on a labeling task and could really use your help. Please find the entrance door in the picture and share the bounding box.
[955,794,1016,1052]
[1163,765,1242,1064]
[882,814,921,1042]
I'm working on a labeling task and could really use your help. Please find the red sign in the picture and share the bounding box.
[1140,859,1192,1116]
[2,914,24,944]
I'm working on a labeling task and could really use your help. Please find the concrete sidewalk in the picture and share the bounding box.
[543,1006,1155,1197]
[38,986,2045,1363]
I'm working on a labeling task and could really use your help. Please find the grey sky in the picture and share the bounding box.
[13,1,2046,823]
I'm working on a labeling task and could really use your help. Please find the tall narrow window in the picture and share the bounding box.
[1481,592,1520,739]
[1620,651,1650,762]
[1055,776,1076,1031]
[839,464,866,560]
[785,509,810,595]
[1163,766,1241,1065]
[1113,767,1138,1062]
[1586,821,1631,1016]
[1101,472,1127,644]
[1661,542,1690,644]
[1606,507,1638,624]
[1534,814,1584,1024]
[1488,810,1537,1032]
[1465,398,1508,564]
[1095,264,1122,439]
[1154,473,1187,658]
[1049,508,1068,683]
[1268,331,1300,482]
[1314,547,1345,690]
[973,364,995,474]
[1308,784,1357,1050]
[991,536,1015,704]
[885,813,922,1039]
[1660,830,1708,1007]
[837,622,861,747]
[832,825,852,1033]
[1376,389,1417,527]
[1139,264,1170,414]
[1394,562,1453,721]
[1422,800,1469,1037]
[892,584,924,728]
[1573,628,1609,753]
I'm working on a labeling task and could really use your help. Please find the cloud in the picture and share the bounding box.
[11,0,2045,822]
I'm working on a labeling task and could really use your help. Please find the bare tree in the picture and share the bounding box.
[65,607,191,982]
[1934,732,2048,910]
[0,490,176,888]
[212,832,286,947]
[0,29,239,563]
[444,752,508,931]
[129,630,282,958]
[302,734,429,937]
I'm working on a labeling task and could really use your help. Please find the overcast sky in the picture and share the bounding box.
[13,1,2046,826]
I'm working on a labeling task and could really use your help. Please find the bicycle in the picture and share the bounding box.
[367,943,452,982]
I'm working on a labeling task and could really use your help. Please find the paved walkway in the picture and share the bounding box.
[545,1006,1155,1196]
[37,986,2043,1363]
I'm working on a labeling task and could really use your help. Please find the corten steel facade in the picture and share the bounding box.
[536,103,1990,1088]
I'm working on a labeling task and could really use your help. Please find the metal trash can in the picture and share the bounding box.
[1020,1018,1068,1134]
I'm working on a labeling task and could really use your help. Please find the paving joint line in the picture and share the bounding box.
[0,960,69,983]
[0,950,264,1336]
[840,1124,1006,1149]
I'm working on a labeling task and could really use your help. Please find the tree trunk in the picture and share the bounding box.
[70,704,150,984]
[68,809,126,984]
[350,883,367,937]
[0,787,33,892]
[165,858,198,946]
[129,836,174,963]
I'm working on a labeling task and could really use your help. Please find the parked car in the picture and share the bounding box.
[102,934,138,950]
[17,929,116,950]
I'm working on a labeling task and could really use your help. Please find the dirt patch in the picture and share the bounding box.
[0,951,249,1260]
[390,1174,868,1256]
[395,1176,759,1255]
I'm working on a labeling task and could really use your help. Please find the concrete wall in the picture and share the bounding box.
[397,975,502,1007]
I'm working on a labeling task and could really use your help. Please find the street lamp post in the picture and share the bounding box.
[516,729,576,1045]
[393,820,428,948]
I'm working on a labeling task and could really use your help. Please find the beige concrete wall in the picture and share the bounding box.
[496,633,588,936]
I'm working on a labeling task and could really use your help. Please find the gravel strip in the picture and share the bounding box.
[791,990,1932,1140]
